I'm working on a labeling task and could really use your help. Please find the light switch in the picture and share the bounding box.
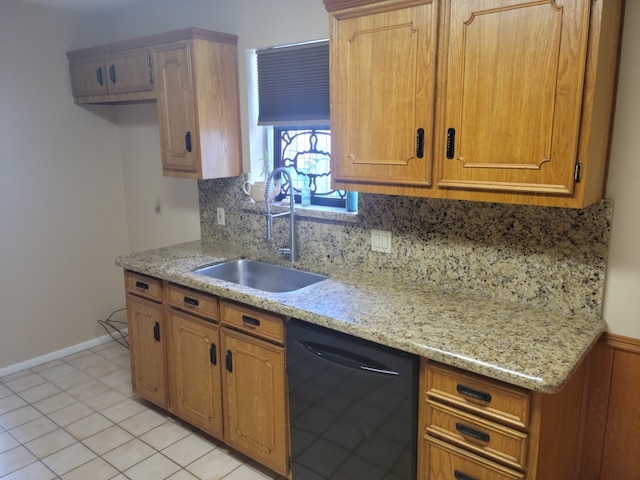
[371,230,392,253]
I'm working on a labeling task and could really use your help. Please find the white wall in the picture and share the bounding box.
[107,0,329,247]
[602,0,640,339]
[0,1,130,367]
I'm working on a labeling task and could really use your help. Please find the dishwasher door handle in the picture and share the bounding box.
[296,340,399,376]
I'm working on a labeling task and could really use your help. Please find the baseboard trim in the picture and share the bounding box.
[0,331,127,378]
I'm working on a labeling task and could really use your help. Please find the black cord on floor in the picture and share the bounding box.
[97,307,129,349]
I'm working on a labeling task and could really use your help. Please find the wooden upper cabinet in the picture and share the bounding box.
[328,0,438,189]
[154,36,242,179]
[66,28,243,180]
[438,0,589,197]
[325,0,624,207]
[68,48,154,103]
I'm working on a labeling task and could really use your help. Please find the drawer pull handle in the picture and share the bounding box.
[454,471,478,480]
[455,422,490,443]
[135,281,149,290]
[185,131,192,153]
[109,64,116,84]
[153,322,160,341]
[242,315,261,327]
[456,384,492,403]
[183,296,199,307]
[446,127,456,159]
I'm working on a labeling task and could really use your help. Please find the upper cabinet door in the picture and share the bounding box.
[104,48,153,95]
[155,42,200,176]
[330,0,438,188]
[69,57,108,97]
[438,0,591,196]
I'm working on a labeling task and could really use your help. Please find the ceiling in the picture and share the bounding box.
[18,0,157,11]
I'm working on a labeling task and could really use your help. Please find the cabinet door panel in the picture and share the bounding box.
[221,328,288,476]
[155,43,199,175]
[126,294,167,407]
[105,48,153,95]
[69,57,108,97]
[331,1,437,186]
[168,310,223,440]
[439,0,590,195]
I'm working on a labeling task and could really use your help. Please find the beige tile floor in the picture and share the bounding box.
[0,339,286,480]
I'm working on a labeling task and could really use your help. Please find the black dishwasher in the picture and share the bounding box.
[286,319,418,480]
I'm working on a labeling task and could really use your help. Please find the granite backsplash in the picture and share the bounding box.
[199,176,612,320]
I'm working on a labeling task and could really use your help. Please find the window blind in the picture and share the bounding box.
[257,40,329,126]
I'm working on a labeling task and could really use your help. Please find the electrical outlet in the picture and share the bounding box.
[216,207,226,225]
[371,229,392,253]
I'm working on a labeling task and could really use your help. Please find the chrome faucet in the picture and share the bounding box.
[264,167,297,262]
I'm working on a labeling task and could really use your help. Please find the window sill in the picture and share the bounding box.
[241,200,359,224]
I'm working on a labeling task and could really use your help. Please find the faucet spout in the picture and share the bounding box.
[264,167,297,262]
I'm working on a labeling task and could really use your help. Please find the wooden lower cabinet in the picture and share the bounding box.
[126,292,168,408]
[419,359,590,479]
[166,309,223,440]
[221,327,289,477]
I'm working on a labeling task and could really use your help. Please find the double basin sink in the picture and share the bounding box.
[193,259,326,293]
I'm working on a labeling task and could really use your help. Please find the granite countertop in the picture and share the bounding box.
[115,239,606,394]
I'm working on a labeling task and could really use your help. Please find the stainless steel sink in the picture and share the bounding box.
[193,259,326,293]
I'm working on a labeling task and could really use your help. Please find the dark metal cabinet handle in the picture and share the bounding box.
[456,384,492,403]
[416,128,425,158]
[455,422,490,442]
[147,54,154,84]
[242,315,260,327]
[185,132,192,153]
[96,67,104,86]
[135,281,149,291]
[109,64,116,84]
[183,296,199,307]
[225,350,233,372]
[446,127,456,159]
[153,322,160,341]
[454,471,478,480]
[210,344,217,366]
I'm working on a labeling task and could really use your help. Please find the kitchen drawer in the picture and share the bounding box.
[424,362,531,430]
[426,400,528,471]
[166,283,219,321]
[425,436,525,480]
[220,300,285,345]
[125,271,163,302]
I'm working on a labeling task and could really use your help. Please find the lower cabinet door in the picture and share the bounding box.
[126,294,167,408]
[167,309,223,440]
[424,437,524,480]
[221,327,288,476]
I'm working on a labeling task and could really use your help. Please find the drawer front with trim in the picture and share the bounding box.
[425,362,531,429]
[220,300,285,344]
[425,437,525,480]
[125,271,163,302]
[167,283,218,321]
[426,400,528,471]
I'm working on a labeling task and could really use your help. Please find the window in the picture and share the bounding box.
[257,41,344,207]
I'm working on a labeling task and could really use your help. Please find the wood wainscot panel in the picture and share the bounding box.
[579,333,640,480]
